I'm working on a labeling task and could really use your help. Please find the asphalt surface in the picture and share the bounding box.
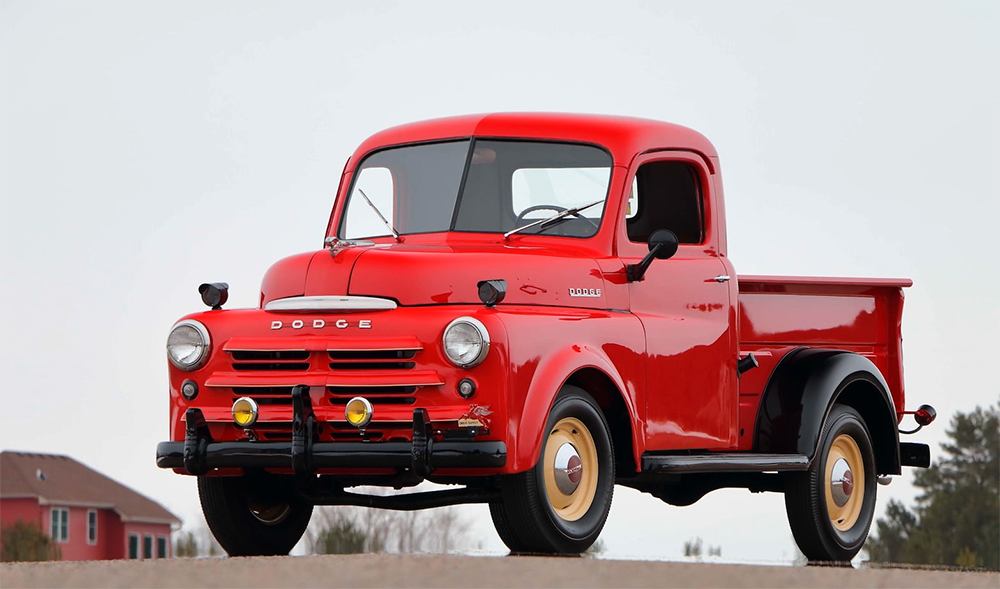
[2,554,997,588]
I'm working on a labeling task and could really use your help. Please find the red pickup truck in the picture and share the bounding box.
[157,113,936,561]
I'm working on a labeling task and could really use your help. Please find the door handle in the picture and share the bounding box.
[712,275,731,283]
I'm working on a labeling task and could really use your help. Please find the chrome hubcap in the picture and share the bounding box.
[553,442,583,495]
[830,457,854,507]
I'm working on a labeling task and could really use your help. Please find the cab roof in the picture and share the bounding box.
[349,113,718,169]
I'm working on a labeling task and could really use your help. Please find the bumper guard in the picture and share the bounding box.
[156,385,507,476]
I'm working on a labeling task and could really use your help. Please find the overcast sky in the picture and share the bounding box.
[1,0,997,563]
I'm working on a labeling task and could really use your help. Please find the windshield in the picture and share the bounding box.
[338,139,612,239]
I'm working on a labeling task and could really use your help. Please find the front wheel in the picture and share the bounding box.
[785,404,877,562]
[489,386,614,554]
[198,473,313,557]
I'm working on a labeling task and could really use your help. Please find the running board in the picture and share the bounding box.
[641,453,810,473]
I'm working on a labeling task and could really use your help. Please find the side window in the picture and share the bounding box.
[143,534,154,559]
[50,508,68,543]
[157,536,168,558]
[343,167,394,239]
[87,509,97,545]
[128,534,139,559]
[626,161,705,245]
[626,177,638,219]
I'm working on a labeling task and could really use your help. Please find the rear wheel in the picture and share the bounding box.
[785,404,877,562]
[198,473,313,556]
[490,386,614,554]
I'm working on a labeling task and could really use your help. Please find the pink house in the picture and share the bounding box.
[0,451,180,561]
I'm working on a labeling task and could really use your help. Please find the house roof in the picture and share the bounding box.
[0,451,180,526]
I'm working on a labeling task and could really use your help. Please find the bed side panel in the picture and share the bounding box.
[735,276,907,451]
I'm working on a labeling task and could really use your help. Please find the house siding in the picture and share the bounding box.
[121,521,173,560]
[0,499,172,561]
[0,497,43,527]
[42,505,107,561]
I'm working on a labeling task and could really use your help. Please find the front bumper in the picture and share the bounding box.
[157,386,506,476]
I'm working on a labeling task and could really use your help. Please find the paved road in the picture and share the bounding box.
[2,554,997,588]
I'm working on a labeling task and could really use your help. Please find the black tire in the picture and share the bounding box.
[198,473,313,557]
[785,404,877,562]
[489,386,614,554]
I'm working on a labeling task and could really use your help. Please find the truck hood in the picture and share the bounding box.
[299,242,609,309]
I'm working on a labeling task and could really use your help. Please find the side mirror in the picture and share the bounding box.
[626,229,678,282]
[648,229,679,260]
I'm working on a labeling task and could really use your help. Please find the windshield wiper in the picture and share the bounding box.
[503,199,604,240]
[357,188,400,241]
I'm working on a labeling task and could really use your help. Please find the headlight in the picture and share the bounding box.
[442,317,490,368]
[167,320,211,370]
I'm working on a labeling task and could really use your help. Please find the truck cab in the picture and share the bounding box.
[157,113,935,561]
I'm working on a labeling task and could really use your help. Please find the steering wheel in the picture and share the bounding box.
[514,204,599,230]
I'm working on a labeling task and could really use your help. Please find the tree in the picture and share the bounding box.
[173,522,222,558]
[683,537,720,560]
[583,538,606,558]
[683,537,703,559]
[865,401,999,570]
[0,520,61,562]
[311,509,380,554]
[307,487,472,555]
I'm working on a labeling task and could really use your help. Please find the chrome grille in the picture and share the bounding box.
[230,350,310,372]
[328,385,417,406]
[328,350,416,370]
[219,339,433,414]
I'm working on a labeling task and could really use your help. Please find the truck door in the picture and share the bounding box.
[618,152,737,451]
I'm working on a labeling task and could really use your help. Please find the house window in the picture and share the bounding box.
[87,510,98,545]
[50,508,69,543]
[128,534,139,559]
[157,536,168,559]
[143,534,153,559]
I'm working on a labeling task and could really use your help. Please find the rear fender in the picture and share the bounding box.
[510,345,640,473]
[753,349,900,474]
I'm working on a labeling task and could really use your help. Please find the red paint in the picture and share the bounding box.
[163,113,914,481]
[735,276,909,450]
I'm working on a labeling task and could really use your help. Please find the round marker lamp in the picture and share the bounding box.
[181,380,199,400]
[458,378,476,398]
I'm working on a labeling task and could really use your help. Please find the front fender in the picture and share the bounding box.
[509,344,640,473]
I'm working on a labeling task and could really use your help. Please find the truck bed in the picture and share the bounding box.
[735,275,911,451]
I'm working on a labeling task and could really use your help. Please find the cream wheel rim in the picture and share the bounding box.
[825,434,865,531]
[543,417,598,522]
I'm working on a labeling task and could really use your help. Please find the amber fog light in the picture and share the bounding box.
[232,397,259,427]
[345,397,373,428]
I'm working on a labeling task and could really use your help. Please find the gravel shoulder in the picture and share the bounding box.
[2,553,998,588]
